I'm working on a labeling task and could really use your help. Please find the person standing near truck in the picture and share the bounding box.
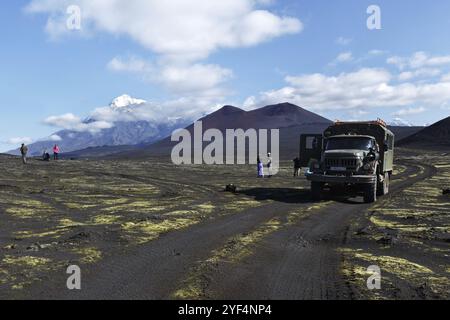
[257,156,264,178]
[293,157,301,177]
[267,153,273,178]
[53,144,60,160]
[20,143,28,164]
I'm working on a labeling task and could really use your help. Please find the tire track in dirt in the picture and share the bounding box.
[22,200,310,299]
[173,161,436,300]
[19,161,433,299]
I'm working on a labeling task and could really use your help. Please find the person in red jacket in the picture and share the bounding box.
[53,144,60,160]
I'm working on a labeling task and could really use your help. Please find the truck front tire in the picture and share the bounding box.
[364,181,377,203]
[311,182,323,200]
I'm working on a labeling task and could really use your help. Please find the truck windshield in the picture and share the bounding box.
[326,137,373,151]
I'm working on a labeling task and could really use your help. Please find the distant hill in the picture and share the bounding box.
[397,117,450,149]
[55,100,434,160]
[388,126,425,142]
[61,144,142,159]
[66,104,427,160]
[114,103,333,160]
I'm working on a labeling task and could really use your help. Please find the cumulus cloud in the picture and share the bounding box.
[392,107,426,117]
[107,56,153,74]
[330,52,353,65]
[243,68,450,111]
[387,52,450,70]
[42,91,228,135]
[441,73,450,82]
[91,96,223,125]
[26,0,302,117]
[337,52,353,62]
[159,63,233,94]
[43,113,113,133]
[5,137,33,145]
[48,134,62,141]
[26,0,302,105]
[398,68,441,81]
[25,0,302,62]
[109,56,233,95]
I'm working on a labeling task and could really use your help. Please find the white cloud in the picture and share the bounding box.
[441,73,450,82]
[398,68,441,81]
[336,37,352,46]
[25,0,302,62]
[107,56,153,74]
[392,107,426,117]
[48,134,62,141]
[336,52,353,62]
[161,64,233,94]
[388,52,450,70]
[43,92,228,136]
[389,117,414,126]
[43,113,113,133]
[330,52,353,65]
[5,137,33,145]
[243,68,450,111]
[368,50,387,56]
[26,0,302,119]
[108,56,233,99]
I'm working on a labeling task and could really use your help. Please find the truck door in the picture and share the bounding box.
[299,134,323,167]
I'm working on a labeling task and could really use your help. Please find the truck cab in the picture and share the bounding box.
[300,120,394,203]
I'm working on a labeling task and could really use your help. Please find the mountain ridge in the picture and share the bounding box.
[397,116,450,148]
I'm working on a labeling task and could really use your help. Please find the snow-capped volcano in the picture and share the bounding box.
[12,94,190,156]
[389,118,414,127]
[109,94,147,110]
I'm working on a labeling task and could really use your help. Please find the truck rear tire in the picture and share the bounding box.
[364,181,377,203]
[311,182,323,200]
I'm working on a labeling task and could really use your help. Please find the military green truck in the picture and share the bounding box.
[300,120,394,203]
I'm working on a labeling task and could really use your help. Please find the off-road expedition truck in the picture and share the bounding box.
[300,119,394,203]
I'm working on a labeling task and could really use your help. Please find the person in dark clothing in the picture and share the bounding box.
[43,151,51,162]
[20,144,28,164]
[293,157,301,177]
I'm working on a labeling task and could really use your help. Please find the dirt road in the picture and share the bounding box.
[0,151,448,300]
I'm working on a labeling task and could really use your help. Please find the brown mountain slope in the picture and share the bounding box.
[397,117,450,149]
[120,103,332,160]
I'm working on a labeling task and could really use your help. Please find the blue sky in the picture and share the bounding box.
[1,0,450,151]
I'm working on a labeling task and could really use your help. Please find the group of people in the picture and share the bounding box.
[44,145,60,161]
[256,155,303,178]
[257,153,273,178]
[19,143,61,164]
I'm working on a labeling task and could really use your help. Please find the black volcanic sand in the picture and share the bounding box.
[0,150,448,300]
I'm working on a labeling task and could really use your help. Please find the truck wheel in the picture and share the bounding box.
[311,182,323,200]
[364,181,377,203]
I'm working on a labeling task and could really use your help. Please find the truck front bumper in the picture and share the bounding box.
[305,171,376,184]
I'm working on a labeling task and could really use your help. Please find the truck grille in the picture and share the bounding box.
[325,158,358,169]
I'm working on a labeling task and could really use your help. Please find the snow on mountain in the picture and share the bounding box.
[109,94,147,110]
[388,118,414,127]
[9,95,190,156]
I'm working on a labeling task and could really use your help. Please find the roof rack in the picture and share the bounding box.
[334,118,387,127]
